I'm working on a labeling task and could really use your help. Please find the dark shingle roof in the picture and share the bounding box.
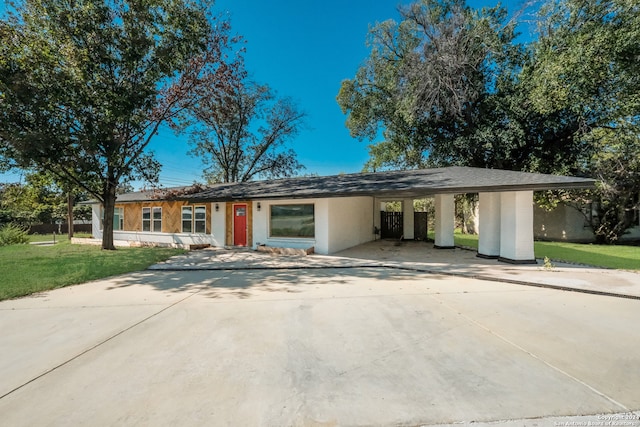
[178,166,595,203]
[80,186,193,205]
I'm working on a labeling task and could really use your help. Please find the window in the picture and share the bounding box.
[270,204,314,238]
[143,207,162,232]
[181,205,206,233]
[182,206,192,233]
[100,207,124,230]
[142,208,150,231]
[114,207,124,231]
[194,206,206,233]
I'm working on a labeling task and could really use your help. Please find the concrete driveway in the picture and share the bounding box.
[1,265,639,426]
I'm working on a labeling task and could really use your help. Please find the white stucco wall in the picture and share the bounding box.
[252,198,327,253]
[251,196,375,255]
[211,202,226,247]
[111,231,219,248]
[91,204,102,240]
[326,196,375,253]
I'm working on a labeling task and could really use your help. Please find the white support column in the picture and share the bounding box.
[91,203,103,240]
[403,199,415,240]
[499,191,536,264]
[478,192,501,258]
[434,194,455,248]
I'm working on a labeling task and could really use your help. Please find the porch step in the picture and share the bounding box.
[189,244,212,250]
[256,245,314,256]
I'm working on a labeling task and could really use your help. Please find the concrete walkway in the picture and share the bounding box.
[149,240,640,300]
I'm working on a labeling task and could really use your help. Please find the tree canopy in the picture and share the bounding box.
[337,0,521,171]
[0,0,243,249]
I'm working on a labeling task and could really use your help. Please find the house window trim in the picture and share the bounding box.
[181,206,193,233]
[100,206,124,231]
[142,207,162,233]
[269,203,315,239]
[114,207,124,231]
[194,205,207,234]
[181,205,207,234]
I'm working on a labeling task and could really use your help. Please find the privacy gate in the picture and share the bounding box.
[380,211,403,239]
[380,211,428,240]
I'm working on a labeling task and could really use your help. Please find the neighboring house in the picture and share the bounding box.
[88,166,594,263]
[534,201,640,242]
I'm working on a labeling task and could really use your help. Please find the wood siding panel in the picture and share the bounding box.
[162,201,182,233]
[117,201,210,234]
[225,203,232,246]
[120,204,141,231]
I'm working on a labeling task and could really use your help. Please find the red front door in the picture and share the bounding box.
[233,204,247,246]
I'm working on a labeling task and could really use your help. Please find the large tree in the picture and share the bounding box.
[0,0,242,249]
[337,0,520,171]
[183,79,306,183]
[525,0,640,242]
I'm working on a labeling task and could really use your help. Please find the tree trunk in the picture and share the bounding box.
[101,180,117,250]
[67,192,74,239]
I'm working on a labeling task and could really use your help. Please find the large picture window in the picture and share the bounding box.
[270,204,314,238]
[143,207,162,232]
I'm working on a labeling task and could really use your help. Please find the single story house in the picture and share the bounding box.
[88,166,595,263]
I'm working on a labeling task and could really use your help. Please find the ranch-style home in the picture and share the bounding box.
[88,166,594,263]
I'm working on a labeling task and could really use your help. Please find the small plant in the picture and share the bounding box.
[0,223,30,246]
[543,256,555,271]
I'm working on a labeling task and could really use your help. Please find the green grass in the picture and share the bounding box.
[444,231,640,270]
[0,241,185,300]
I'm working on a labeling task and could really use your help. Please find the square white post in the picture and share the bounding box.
[499,191,536,263]
[434,194,455,248]
[403,199,414,240]
[478,192,501,258]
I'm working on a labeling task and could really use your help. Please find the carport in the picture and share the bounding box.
[184,166,595,263]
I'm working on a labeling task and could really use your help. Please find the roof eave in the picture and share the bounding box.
[181,180,596,203]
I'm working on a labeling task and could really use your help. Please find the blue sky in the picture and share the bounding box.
[1,0,536,189]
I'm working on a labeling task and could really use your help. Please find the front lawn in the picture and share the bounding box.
[451,232,640,270]
[0,241,184,300]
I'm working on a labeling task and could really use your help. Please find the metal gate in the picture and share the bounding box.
[380,211,403,239]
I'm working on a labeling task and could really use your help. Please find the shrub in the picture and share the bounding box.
[0,223,30,246]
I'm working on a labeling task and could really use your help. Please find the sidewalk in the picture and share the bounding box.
[148,240,640,300]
